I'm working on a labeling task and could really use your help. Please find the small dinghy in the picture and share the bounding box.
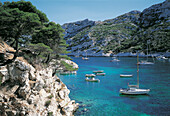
[120,74,133,77]
[85,74,96,77]
[85,77,100,82]
[110,59,120,62]
[96,73,106,76]
[93,70,104,73]
[82,57,89,60]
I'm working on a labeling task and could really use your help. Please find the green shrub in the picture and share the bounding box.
[61,61,78,71]
[45,100,51,107]
[47,94,53,99]
[47,112,53,116]
[59,55,72,60]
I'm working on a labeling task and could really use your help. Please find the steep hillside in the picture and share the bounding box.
[63,0,170,57]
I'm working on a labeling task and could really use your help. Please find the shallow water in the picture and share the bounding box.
[58,57,170,116]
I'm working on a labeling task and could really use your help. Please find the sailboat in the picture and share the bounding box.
[119,54,150,95]
[82,50,89,60]
[110,57,120,62]
[138,41,154,65]
[75,48,80,57]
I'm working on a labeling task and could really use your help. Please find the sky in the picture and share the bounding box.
[1,0,165,25]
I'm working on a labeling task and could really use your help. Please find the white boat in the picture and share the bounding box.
[138,41,154,65]
[82,49,89,60]
[75,48,80,57]
[120,86,150,95]
[119,54,150,95]
[120,74,133,77]
[96,73,106,76]
[82,57,89,60]
[138,60,154,65]
[156,56,168,60]
[85,77,100,82]
[85,74,96,77]
[110,59,120,62]
[93,70,104,73]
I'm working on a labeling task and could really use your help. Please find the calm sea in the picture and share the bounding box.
[58,57,170,116]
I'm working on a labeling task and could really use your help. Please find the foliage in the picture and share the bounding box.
[61,61,78,71]
[47,112,53,116]
[59,55,72,60]
[0,1,48,66]
[22,43,53,65]
[0,1,71,67]
[31,22,68,61]
[47,94,53,99]
[45,100,51,107]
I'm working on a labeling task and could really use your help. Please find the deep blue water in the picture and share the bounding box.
[58,57,170,116]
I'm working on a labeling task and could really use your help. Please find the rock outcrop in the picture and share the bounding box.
[62,19,95,39]
[139,0,170,28]
[0,42,79,116]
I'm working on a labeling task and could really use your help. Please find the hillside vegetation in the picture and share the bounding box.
[63,0,170,56]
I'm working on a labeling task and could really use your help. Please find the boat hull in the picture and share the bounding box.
[85,79,100,82]
[138,61,154,65]
[120,74,133,77]
[85,74,96,77]
[93,70,104,73]
[119,88,150,95]
[96,73,105,76]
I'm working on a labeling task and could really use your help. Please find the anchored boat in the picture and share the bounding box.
[96,73,106,76]
[85,74,96,77]
[93,70,104,73]
[120,74,133,77]
[119,54,150,95]
[138,40,154,65]
[85,77,100,82]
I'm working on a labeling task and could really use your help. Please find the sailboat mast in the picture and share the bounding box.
[137,53,139,88]
[147,41,148,61]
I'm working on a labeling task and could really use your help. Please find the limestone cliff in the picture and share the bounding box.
[62,0,170,57]
[0,42,79,116]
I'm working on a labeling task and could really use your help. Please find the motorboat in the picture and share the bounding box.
[85,74,96,77]
[96,73,106,76]
[93,70,104,73]
[120,74,133,77]
[110,58,120,62]
[156,56,168,60]
[85,77,100,82]
[82,57,89,60]
[137,60,154,65]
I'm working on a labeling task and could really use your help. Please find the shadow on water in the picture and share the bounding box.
[119,94,150,99]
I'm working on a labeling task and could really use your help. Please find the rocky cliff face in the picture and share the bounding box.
[62,0,170,57]
[0,43,79,116]
[139,0,170,28]
[62,19,95,39]
[63,11,140,56]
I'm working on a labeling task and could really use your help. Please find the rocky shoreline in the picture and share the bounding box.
[0,58,79,115]
[68,52,170,58]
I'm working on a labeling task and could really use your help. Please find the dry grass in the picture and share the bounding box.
[0,41,15,53]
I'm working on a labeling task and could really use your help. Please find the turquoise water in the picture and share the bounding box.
[58,57,170,116]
